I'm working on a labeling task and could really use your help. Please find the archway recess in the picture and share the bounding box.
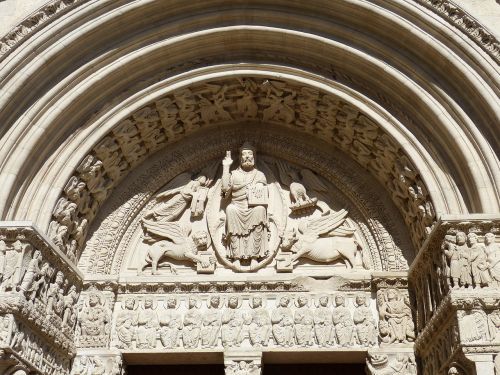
[0,1,498,375]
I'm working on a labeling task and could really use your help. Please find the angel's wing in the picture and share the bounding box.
[298,209,348,239]
[141,219,190,244]
[300,169,328,193]
[156,172,192,199]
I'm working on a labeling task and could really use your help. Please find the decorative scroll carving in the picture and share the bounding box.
[56,78,431,266]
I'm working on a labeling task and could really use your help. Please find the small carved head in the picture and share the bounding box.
[124,298,135,310]
[297,296,308,307]
[188,296,198,309]
[166,297,177,309]
[355,294,367,307]
[239,142,256,170]
[279,296,290,307]
[192,231,208,248]
[88,292,101,307]
[210,295,220,308]
[334,294,345,307]
[251,296,262,308]
[386,288,400,302]
[318,295,329,307]
[485,232,495,245]
[456,231,466,245]
[467,232,478,245]
[228,296,239,309]
[144,297,154,309]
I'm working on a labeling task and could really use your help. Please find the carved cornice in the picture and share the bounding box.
[414,0,500,63]
[371,271,408,290]
[83,276,377,294]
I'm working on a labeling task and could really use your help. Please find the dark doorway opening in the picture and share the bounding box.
[127,363,365,375]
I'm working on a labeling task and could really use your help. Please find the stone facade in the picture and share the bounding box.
[0,1,498,375]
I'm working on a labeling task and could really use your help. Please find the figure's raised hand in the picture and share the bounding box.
[222,151,233,167]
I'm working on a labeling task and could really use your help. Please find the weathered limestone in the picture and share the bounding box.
[0,1,499,374]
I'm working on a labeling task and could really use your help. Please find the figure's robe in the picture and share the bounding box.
[225,168,268,260]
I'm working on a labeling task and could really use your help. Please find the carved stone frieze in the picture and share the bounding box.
[0,225,82,358]
[109,293,379,350]
[62,78,429,270]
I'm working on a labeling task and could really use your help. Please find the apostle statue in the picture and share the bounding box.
[221,143,269,268]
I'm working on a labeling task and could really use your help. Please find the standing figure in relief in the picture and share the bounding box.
[159,297,182,348]
[247,296,271,347]
[443,232,467,288]
[221,143,269,268]
[62,285,79,327]
[314,295,333,347]
[468,233,491,286]
[332,294,354,347]
[294,296,314,346]
[0,240,23,292]
[485,233,500,286]
[46,271,65,315]
[221,296,244,347]
[136,297,159,349]
[18,250,41,297]
[201,296,222,348]
[271,296,294,347]
[115,298,138,349]
[353,294,377,346]
[183,297,202,348]
[378,289,412,344]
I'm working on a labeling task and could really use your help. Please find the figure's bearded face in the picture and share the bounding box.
[240,149,255,170]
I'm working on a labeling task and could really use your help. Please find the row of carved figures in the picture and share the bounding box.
[0,240,80,329]
[103,293,394,349]
[442,232,500,288]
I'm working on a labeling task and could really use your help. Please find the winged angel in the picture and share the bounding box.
[138,165,217,275]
